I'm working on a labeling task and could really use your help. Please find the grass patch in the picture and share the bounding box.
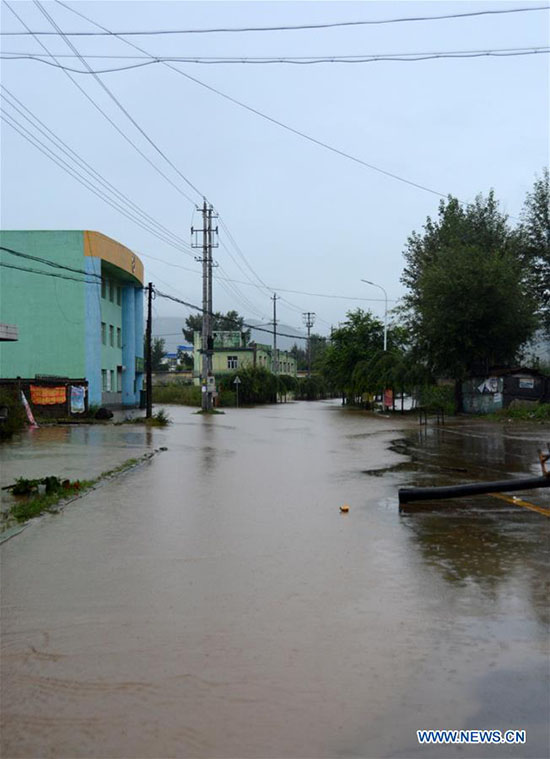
[486,403,550,422]
[119,410,172,427]
[10,480,94,522]
[153,384,201,406]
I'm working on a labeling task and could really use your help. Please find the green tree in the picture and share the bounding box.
[516,168,550,334]
[183,310,251,343]
[401,194,537,408]
[290,334,328,371]
[148,337,166,371]
[320,309,385,399]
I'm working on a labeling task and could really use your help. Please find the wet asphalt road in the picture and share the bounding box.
[1,401,549,758]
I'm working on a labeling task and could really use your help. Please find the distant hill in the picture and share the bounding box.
[153,316,305,353]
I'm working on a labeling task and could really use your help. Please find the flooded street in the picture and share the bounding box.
[1,401,549,758]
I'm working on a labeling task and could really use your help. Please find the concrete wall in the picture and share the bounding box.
[0,231,86,379]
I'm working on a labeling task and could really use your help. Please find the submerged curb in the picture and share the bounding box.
[0,447,168,544]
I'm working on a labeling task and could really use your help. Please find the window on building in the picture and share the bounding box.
[101,279,107,299]
[109,281,114,302]
[117,327,122,348]
[102,369,108,391]
[117,368,122,393]
[101,322,106,345]
[110,370,115,391]
[117,286,122,306]
[109,325,114,346]
[227,356,238,369]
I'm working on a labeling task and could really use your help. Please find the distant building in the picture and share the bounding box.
[0,230,144,407]
[193,330,297,382]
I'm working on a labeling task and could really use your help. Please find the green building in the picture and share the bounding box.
[0,230,144,407]
[193,331,297,382]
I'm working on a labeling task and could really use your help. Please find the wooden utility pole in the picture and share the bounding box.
[145,281,153,418]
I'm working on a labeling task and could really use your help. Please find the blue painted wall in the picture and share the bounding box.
[134,286,144,398]
[121,285,136,406]
[85,255,102,405]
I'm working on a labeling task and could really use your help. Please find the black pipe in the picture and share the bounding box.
[399,476,550,504]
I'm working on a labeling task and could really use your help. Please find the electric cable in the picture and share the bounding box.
[3,45,549,61]
[0,244,101,278]
[0,109,200,258]
[3,1,198,207]
[1,86,198,255]
[0,260,101,284]
[44,1,456,201]
[2,5,546,34]
[33,0,204,203]
[155,289,308,340]
[3,48,549,70]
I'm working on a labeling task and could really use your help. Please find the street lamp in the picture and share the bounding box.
[361,279,388,351]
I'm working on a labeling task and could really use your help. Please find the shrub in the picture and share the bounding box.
[152,384,201,406]
[0,388,27,440]
[417,384,456,415]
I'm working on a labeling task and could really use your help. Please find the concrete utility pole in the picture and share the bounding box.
[192,201,218,410]
[302,312,316,377]
[145,281,153,418]
[271,293,279,375]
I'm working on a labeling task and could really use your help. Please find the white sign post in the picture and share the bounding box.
[233,375,241,408]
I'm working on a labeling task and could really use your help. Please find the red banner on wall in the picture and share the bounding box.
[30,385,67,405]
[384,388,393,408]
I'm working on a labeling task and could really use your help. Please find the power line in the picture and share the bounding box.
[3,1,199,207]
[9,1,280,323]
[3,48,549,70]
[0,260,100,284]
[0,86,198,256]
[4,45,548,60]
[0,244,102,278]
[50,2,289,306]
[32,0,204,202]
[3,5,546,34]
[155,289,308,340]
[46,2,455,201]
[47,0,459,299]
[0,109,199,257]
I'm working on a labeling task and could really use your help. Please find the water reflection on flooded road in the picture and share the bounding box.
[1,402,548,758]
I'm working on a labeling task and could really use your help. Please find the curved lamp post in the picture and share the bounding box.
[361,279,387,351]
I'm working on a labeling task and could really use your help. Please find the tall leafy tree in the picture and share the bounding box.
[149,337,166,371]
[321,309,385,396]
[290,334,328,371]
[401,193,536,408]
[516,168,550,334]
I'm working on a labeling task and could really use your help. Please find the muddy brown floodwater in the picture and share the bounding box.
[1,401,549,758]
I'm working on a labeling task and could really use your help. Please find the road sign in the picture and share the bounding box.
[233,376,241,385]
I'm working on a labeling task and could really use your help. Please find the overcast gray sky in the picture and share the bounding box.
[1,0,548,335]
